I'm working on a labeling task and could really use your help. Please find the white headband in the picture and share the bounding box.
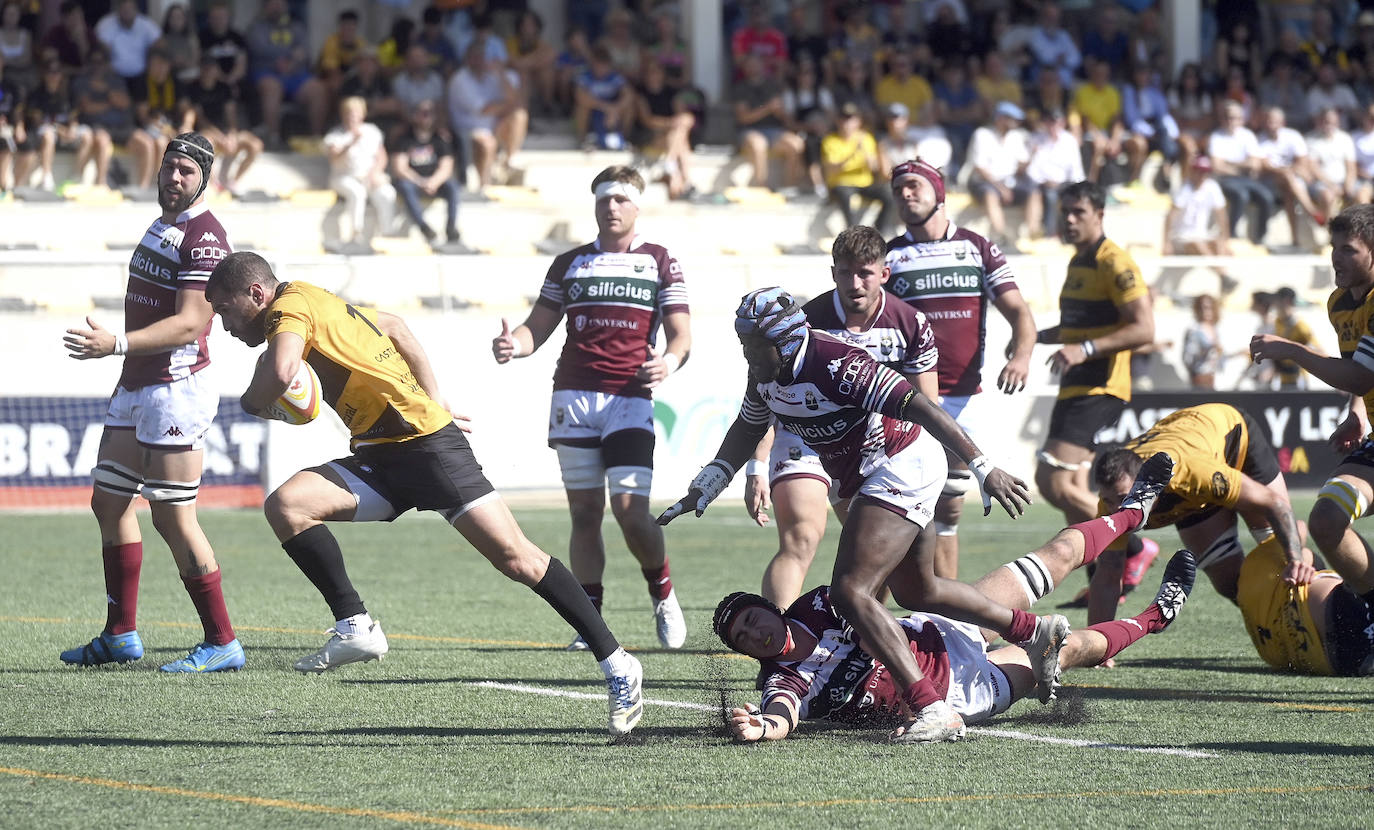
[594,181,641,204]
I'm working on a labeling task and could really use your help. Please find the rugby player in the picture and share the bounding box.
[660,287,1062,744]
[884,159,1038,579]
[718,453,1192,742]
[206,251,645,737]
[741,225,940,608]
[60,132,244,673]
[492,166,691,651]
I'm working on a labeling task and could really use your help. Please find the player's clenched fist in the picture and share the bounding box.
[491,317,522,363]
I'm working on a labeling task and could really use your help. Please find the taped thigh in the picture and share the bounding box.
[93,459,143,498]
[1316,477,1371,525]
[324,460,400,522]
[1038,450,1091,471]
[142,476,200,504]
[555,444,606,490]
[1195,526,1243,570]
[607,465,652,497]
[1002,552,1055,605]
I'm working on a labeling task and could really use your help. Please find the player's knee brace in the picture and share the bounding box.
[933,521,958,537]
[555,444,605,491]
[1002,552,1054,606]
[142,477,200,504]
[1195,527,1242,570]
[1316,478,1370,525]
[607,465,652,498]
[942,469,974,499]
[93,460,143,497]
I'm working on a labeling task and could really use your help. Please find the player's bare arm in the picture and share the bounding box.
[492,303,561,363]
[898,389,1030,517]
[993,288,1036,394]
[729,698,799,742]
[241,331,304,414]
[65,289,214,359]
[1233,475,1313,585]
[659,414,771,524]
[1048,293,1155,374]
[743,425,776,527]
[1250,334,1374,396]
[638,310,691,389]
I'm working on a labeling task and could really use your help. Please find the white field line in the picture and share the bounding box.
[470,681,1219,758]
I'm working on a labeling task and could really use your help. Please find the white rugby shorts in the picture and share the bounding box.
[853,427,946,526]
[768,426,834,488]
[900,613,1013,723]
[938,392,993,451]
[104,370,218,450]
[547,389,654,445]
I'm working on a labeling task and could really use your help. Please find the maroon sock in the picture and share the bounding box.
[1070,507,1141,567]
[581,583,604,614]
[642,560,673,603]
[182,571,236,645]
[1088,604,1167,662]
[102,542,143,635]
[903,677,942,711]
[1006,608,1038,643]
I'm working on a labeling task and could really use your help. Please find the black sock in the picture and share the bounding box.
[1361,588,1374,610]
[282,524,366,621]
[1126,533,1144,557]
[533,558,619,661]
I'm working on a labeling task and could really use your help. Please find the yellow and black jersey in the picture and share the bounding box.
[1237,538,1335,676]
[1327,284,1374,428]
[1056,236,1147,401]
[1272,315,1314,386]
[266,281,452,447]
[1120,404,1252,530]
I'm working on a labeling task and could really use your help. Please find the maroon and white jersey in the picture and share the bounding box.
[118,202,229,389]
[536,236,688,399]
[739,330,920,498]
[801,289,937,377]
[885,223,1018,397]
[762,586,950,724]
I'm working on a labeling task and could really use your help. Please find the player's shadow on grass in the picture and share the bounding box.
[1063,684,1367,706]
[1190,740,1374,757]
[269,725,717,743]
[1122,656,1291,675]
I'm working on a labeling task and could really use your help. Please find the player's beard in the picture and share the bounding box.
[242,308,270,347]
[158,181,198,215]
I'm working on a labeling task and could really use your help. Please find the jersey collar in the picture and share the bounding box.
[903,221,957,244]
[170,200,210,224]
[593,234,642,253]
[829,288,885,331]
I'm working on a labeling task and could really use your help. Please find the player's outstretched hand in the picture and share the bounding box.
[1281,559,1317,586]
[728,707,765,742]
[492,318,519,363]
[63,316,115,360]
[997,351,1030,394]
[656,461,732,524]
[980,467,1031,518]
[744,469,771,527]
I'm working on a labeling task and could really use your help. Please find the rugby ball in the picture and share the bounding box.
[264,360,322,425]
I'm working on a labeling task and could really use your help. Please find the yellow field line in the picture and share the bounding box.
[0,766,523,830]
[441,784,1370,818]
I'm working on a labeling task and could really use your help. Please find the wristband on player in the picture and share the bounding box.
[113,334,129,356]
[1080,339,1097,359]
[662,352,680,374]
[969,454,996,513]
[744,459,767,477]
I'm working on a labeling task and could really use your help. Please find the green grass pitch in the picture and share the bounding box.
[1,496,1371,829]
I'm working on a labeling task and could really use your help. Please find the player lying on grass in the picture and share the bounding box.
[718,453,1196,743]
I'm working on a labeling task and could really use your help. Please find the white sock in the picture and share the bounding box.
[598,647,633,678]
[335,613,373,636]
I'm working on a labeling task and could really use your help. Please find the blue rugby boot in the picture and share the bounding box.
[159,639,246,673]
[60,630,144,666]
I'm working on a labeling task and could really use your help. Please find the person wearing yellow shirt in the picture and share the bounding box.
[1071,59,1125,183]
[875,52,934,124]
[821,103,896,233]
[317,10,369,92]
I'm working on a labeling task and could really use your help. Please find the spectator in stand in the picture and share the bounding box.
[1214,19,1262,92]
[554,26,591,117]
[1027,1,1080,90]
[1071,58,1125,184]
[323,96,394,248]
[1257,55,1311,133]
[781,57,834,198]
[732,1,787,79]
[925,1,976,69]
[974,51,1023,113]
[1168,62,1214,173]
[565,0,609,44]
[733,52,803,190]
[417,6,458,76]
[831,56,878,127]
[392,43,444,119]
[1301,6,1348,76]
[200,2,249,104]
[631,58,695,201]
[820,101,895,233]
[317,10,369,95]
[376,17,414,77]
[1181,294,1225,390]
[1306,62,1358,130]
[876,102,917,173]
[0,51,22,193]
[1080,4,1129,81]
[572,43,629,152]
[647,9,689,79]
[1126,5,1167,78]
[0,1,33,88]
[1264,27,1308,82]
[449,37,526,189]
[1209,100,1275,246]
[246,0,327,144]
[1025,108,1084,239]
[827,2,882,74]
[390,99,464,251]
[932,58,982,172]
[881,1,921,57]
[599,6,642,87]
[1352,104,1374,204]
[94,0,159,89]
[72,46,134,188]
[907,93,955,172]
[341,48,402,133]
[1162,156,1234,297]
[784,4,827,71]
[1255,105,1322,243]
[43,2,94,75]
[508,9,556,117]
[183,54,260,195]
[1025,64,1072,125]
[19,58,84,191]
[1270,286,1320,390]
[157,4,199,84]
[1306,105,1358,227]
[875,51,934,125]
[1349,12,1374,80]
[127,48,176,188]
[967,101,1032,248]
[1120,63,1179,190]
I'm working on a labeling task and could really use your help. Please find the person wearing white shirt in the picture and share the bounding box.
[94,0,161,84]
[1305,63,1359,129]
[447,38,528,192]
[323,97,395,247]
[1026,3,1080,89]
[1024,109,1083,238]
[1160,157,1234,298]
[1306,106,1359,222]
[1255,106,1323,243]
[967,101,1031,246]
[1352,104,1374,204]
[1208,100,1276,245]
